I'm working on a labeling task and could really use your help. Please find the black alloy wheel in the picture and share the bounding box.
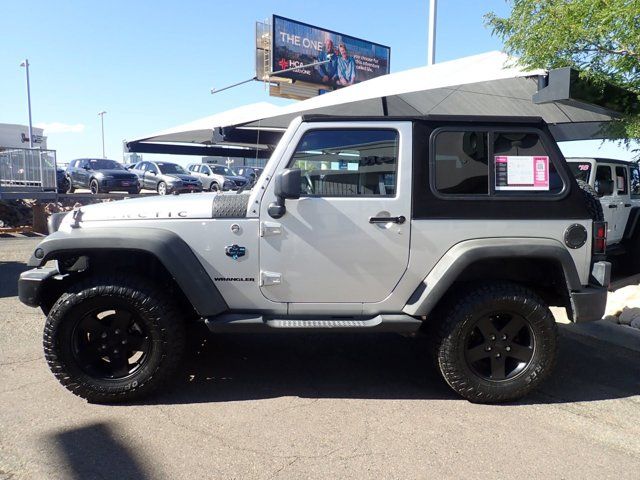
[72,308,150,380]
[90,178,100,194]
[44,276,186,403]
[464,312,534,381]
[430,282,558,403]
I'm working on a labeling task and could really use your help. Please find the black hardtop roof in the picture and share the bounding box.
[566,157,636,166]
[301,114,547,125]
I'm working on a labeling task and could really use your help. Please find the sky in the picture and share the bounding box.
[0,0,636,166]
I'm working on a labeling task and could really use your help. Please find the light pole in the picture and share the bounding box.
[98,111,107,158]
[428,0,438,65]
[19,59,34,148]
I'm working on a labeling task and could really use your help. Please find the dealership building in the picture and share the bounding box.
[0,123,47,150]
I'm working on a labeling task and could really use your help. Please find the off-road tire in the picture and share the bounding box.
[431,282,558,403]
[43,275,186,403]
[577,179,604,222]
[65,176,75,194]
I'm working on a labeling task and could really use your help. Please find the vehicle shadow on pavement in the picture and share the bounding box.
[0,261,28,298]
[150,326,640,406]
[155,332,456,404]
[46,422,153,479]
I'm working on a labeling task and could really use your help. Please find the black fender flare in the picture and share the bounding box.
[403,238,583,317]
[28,227,227,316]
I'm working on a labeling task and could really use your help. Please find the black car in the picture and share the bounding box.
[56,167,69,194]
[66,158,140,194]
[236,166,264,184]
[129,161,202,195]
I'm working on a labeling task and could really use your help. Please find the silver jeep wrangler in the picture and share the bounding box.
[18,115,610,403]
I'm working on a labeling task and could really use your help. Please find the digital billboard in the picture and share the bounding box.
[271,15,390,89]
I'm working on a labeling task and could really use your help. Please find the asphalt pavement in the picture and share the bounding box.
[2,238,640,479]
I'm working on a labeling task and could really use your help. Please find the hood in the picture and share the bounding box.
[93,169,137,178]
[63,192,218,225]
[164,173,199,182]
[227,175,248,184]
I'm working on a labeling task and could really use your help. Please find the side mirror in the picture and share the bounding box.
[595,179,614,196]
[268,168,301,219]
[83,165,91,170]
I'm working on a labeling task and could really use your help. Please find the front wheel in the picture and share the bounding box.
[431,282,558,403]
[89,178,100,194]
[43,276,186,403]
[65,176,75,194]
[157,181,167,195]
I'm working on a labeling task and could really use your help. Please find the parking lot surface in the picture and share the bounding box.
[2,238,640,479]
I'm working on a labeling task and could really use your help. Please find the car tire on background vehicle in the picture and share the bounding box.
[430,282,558,403]
[43,275,186,403]
[89,179,101,195]
[157,181,167,195]
[65,176,75,194]
[128,187,140,195]
[210,182,220,192]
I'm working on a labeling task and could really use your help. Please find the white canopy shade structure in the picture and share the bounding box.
[125,51,636,156]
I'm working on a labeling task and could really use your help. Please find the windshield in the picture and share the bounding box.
[212,165,237,176]
[567,162,592,182]
[157,163,187,174]
[88,159,123,170]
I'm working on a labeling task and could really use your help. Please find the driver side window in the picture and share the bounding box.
[289,129,399,197]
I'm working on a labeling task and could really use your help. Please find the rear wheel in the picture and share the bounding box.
[43,276,185,403]
[431,282,558,403]
[210,182,220,192]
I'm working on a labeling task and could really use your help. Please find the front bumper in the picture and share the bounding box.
[101,178,139,190]
[18,267,59,307]
[169,184,202,193]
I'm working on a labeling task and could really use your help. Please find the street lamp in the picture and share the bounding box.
[98,111,107,158]
[19,59,34,148]
[428,0,438,65]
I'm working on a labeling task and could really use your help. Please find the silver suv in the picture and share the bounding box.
[187,163,249,191]
[19,115,610,404]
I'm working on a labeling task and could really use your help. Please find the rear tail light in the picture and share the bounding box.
[593,221,607,254]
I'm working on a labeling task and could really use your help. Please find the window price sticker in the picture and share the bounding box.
[495,156,549,191]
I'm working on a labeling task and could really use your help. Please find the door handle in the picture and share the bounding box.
[369,215,406,224]
[608,204,618,208]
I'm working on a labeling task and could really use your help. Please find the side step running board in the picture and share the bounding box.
[205,314,423,334]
